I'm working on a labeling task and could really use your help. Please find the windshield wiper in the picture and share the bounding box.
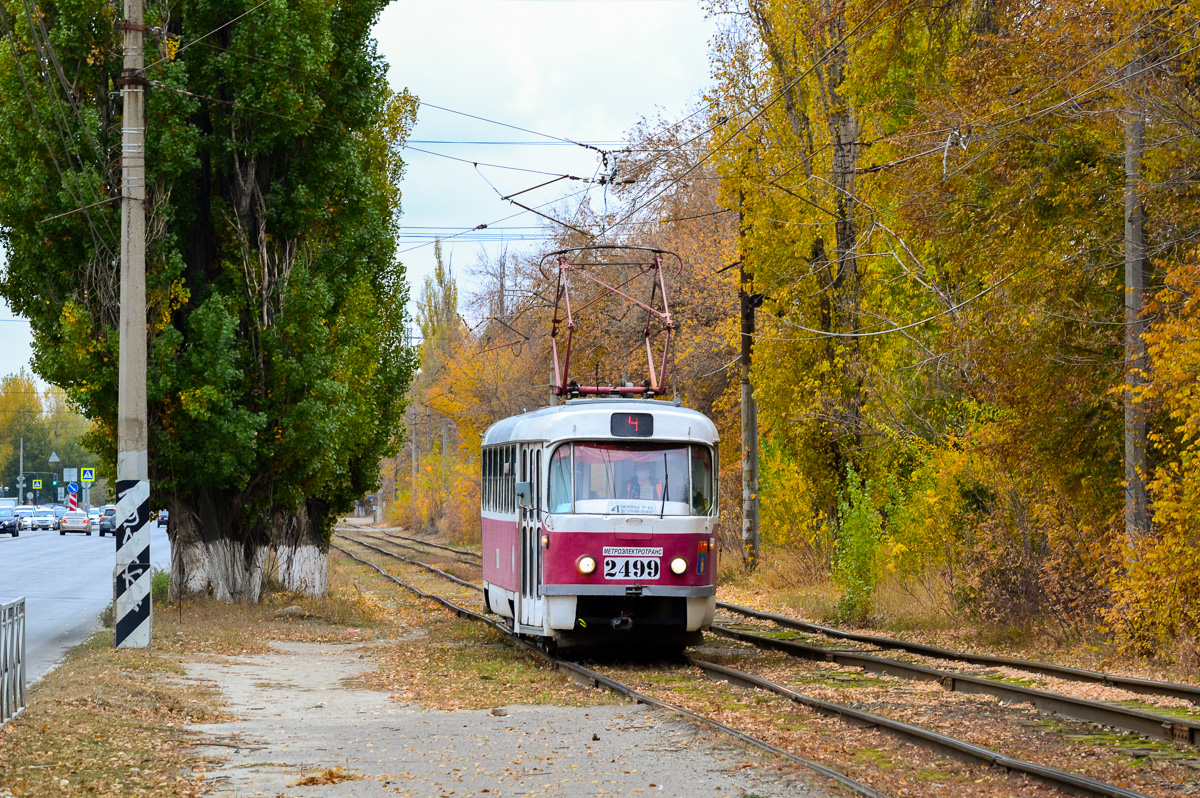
[660,453,668,519]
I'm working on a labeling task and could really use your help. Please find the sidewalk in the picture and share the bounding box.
[182,639,831,797]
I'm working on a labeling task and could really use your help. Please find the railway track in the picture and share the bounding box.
[330,538,883,798]
[334,529,1198,797]
[351,529,1200,724]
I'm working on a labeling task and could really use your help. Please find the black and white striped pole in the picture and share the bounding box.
[114,0,150,649]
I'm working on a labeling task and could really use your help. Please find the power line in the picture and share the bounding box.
[409,139,626,146]
[144,0,273,72]
[418,101,607,155]
[403,144,595,179]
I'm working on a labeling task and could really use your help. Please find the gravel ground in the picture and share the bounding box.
[183,640,841,797]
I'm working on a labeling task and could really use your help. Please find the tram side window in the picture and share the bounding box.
[509,444,517,512]
[503,445,514,513]
[490,448,497,510]
[481,448,490,511]
[548,445,572,513]
[690,444,714,516]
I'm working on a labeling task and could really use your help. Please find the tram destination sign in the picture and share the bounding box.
[611,412,653,437]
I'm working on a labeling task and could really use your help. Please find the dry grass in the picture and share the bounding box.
[332,544,622,710]
[0,553,407,797]
[0,633,222,797]
[353,617,619,710]
[151,553,392,658]
[715,545,1200,685]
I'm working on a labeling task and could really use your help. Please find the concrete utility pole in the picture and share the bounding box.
[113,0,152,649]
[738,189,760,572]
[1124,54,1150,550]
[17,437,23,504]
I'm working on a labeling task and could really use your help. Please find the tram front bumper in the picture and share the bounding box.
[544,593,715,632]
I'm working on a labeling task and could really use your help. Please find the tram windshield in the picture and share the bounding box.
[547,442,713,516]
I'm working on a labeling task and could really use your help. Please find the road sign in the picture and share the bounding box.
[56,487,64,502]
[63,467,78,482]
[31,479,41,490]
[25,492,31,500]
[67,482,78,494]
[81,468,95,483]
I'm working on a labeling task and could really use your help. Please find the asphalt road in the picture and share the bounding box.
[0,523,171,682]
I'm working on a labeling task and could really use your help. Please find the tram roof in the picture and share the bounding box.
[482,398,719,447]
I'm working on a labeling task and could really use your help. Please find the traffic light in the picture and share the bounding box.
[52,477,58,486]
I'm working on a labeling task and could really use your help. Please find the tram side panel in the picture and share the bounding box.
[482,512,520,619]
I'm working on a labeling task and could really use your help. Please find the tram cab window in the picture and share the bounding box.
[690,444,714,515]
[546,442,713,516]
[548,446,572,513]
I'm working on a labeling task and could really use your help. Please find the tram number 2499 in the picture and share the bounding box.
[603,557,661,580]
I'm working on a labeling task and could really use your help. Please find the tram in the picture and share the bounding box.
[480,246,719,648]
[480,398,719,648]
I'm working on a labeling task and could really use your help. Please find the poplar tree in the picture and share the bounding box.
[0,0,417,599]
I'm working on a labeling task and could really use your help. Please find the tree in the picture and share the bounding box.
[0,372,92,498]
[0,0,418,599]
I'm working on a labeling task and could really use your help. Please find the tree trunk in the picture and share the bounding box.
[168,487,270,602]
[274,498,331,598]
[1124,56,1150,547]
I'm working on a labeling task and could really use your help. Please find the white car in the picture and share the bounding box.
[14,508,34,530]
[87,509,101,533]
[32,509,56,530]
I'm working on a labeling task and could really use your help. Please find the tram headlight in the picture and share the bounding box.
[669,557,688,576]
[577,555,597,575]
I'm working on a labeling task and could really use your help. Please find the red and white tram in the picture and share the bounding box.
[480,398,719,648]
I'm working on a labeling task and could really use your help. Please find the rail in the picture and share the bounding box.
[330,541,883,797]
[716,601,1200,704]
[1,597,26,725]
[332,532,1155,798]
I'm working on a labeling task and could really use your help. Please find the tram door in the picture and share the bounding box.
[517,445,543,628]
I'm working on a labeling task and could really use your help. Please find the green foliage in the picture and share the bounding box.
[151,568,170,605]
[417,239,460,348]
[834,468,884,622]
[0,0,419,534]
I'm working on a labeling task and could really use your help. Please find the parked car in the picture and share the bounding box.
[14,507,33,531]
[32,509,56,530]
[52,505,68,520]
[98,505,118,537]
[0,508,18,537]
[157,509,169,528]
[87,509,101,534]
[59,511,90,535]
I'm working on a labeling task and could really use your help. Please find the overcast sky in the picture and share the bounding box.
[0,0,716,380]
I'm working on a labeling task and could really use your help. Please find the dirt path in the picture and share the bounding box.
[184,640,836,797]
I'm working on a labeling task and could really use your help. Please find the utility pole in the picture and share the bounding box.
[17,437,24,504]
[113,0,152,649]
[409,403,418,532]
[738,186,760,572]
[1124,54,1150,550]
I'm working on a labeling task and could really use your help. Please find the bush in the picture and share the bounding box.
[834,468,883,623]
[151,568,171,604]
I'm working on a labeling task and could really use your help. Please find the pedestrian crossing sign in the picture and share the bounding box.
[81,468,95,483]
[31,479,42,489]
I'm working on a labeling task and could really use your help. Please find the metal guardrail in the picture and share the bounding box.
[1,597,26,725]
